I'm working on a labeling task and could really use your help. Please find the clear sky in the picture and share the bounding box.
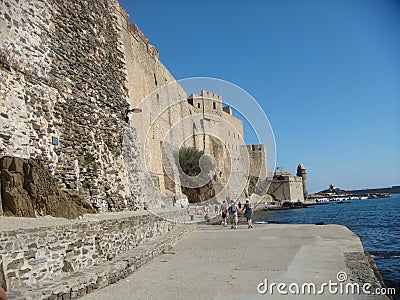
[118,0,400,193]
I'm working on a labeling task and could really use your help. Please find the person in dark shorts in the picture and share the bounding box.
[243,199,253,228]
[221,200,228,226]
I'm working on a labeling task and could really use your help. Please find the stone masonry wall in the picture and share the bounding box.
[48,0,128,210]
[0,0,146,212]
[268,174,304,202]
[0,211,190,291]
[247,144,267,179]
[0,0,270,213]
[114,4,192,199]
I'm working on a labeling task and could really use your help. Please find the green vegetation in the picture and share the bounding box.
[177,147,214,177]
[178,147,202,176]
[177,147,216,203]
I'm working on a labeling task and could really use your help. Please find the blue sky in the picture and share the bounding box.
[118,0,400,193]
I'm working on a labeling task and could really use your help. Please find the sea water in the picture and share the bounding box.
[255,195,400,298]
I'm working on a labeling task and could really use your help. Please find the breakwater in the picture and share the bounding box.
[255,195,400,298]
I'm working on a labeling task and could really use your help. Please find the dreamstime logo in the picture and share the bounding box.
[122,77,276,222]
[257,271,397,296]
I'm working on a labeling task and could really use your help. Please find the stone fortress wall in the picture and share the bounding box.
[115,3,269,203]
[0,0,268,216]
[267,163,308,202]
[268,172,305,202]
[139,86,269,202]
[0,0,141,213]
[247,144,267,179]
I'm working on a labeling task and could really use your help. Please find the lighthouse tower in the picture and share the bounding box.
[296,163,308,198]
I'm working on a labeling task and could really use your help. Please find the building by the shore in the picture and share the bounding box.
[267,164,308,202]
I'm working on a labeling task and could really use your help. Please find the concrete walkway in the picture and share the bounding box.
[80,224,387,300]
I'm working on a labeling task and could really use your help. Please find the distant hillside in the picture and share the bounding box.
[317,185,348,195]
[348,186,400,195]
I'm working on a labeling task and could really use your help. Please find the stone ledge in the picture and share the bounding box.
[6,224,196,300]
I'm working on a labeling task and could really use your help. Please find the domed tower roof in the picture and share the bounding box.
[297,163,306,170]
[296,163,306,177]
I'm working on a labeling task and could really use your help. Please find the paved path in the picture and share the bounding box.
[81,224,387,300]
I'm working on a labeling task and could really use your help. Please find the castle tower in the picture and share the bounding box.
[296,163,308,198]
[246,144,268,179]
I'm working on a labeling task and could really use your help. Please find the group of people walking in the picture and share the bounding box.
[220,199,253,229]
[190,199,255,229]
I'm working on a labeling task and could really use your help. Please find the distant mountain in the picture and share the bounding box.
[348,186,400,195]
[315,184,400,196]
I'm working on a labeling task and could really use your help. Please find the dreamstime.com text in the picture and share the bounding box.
[257,272,396,296]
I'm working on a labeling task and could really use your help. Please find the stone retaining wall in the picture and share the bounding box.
[0,209,191,293]
[0,0,145,212]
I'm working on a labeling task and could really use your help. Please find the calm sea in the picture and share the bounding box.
[254,195,400,298]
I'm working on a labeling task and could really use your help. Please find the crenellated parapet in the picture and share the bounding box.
[115,3,159,60]
[128,24,159,60]
[200,90,223,101]
[246,144,266,152]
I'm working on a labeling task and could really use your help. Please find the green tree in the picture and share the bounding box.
[177,147,216,203]
[178,147,214,177]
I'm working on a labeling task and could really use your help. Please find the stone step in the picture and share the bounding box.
[6,224,197,300]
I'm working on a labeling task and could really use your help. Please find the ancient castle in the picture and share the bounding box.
[0,0,273,215]
[0,2,313,296]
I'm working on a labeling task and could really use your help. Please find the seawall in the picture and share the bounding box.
[0,209,193,299]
